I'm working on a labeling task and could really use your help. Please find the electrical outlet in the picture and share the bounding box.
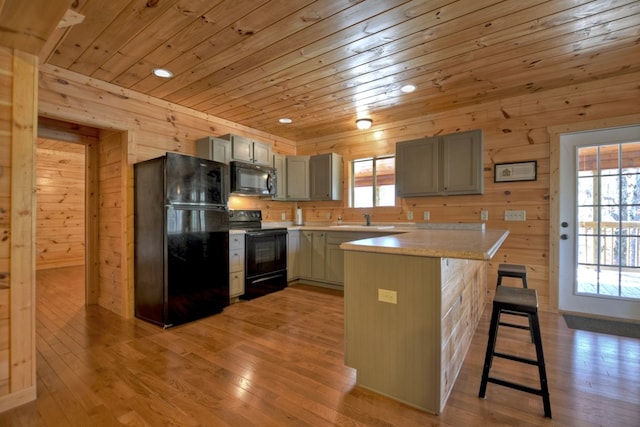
[504,210,526,221]
[281,212,286,221]
[481,210,489,221]
[407,211,414,220]
[378,289,397,304]
[423,211,430,221]
[326,212,331,220]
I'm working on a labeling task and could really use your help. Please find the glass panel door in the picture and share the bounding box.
[577,143,640,299]
[559,125,640,321]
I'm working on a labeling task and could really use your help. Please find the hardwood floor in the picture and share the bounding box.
[1,266,639,426]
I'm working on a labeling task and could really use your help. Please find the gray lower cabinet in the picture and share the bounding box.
[299,230,324,281]
[299,231,326,281]
[396,129,483,196]
[296,230,385,286]
[287,229,299,281]
[325,241,344,284]
[229,231,245,299]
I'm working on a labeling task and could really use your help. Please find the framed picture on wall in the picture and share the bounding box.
[494,161,537,182]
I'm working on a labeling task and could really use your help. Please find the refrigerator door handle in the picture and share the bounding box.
[167,202,227,211]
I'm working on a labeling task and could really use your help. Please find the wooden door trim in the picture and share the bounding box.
[547,113,640,312]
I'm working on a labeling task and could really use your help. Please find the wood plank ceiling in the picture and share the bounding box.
[10,0,640,141]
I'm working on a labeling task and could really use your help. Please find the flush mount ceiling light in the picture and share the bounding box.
[279,118,293,124]
[152,68,173,78]
[401,84,416,93]
[356,118,373,130]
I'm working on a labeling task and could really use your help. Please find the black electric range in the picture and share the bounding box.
[228,210,287,299]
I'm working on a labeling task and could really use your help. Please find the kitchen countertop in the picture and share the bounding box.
[266,221,486,232]
[339,228,509,260]
[261,221,508,260]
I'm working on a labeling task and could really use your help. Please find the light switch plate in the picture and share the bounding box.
[281,212,286,220]
[504,210,526,221]
[480,210,488,221]
[407,211,414,220]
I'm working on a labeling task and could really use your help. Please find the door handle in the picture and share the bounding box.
[560,234,568,240]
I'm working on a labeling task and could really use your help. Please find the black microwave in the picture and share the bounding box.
[230,161,277,196]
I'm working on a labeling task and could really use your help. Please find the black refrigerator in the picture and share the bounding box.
[134,152,230,327]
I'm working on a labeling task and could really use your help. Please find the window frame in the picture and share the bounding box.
[350,154,395,208]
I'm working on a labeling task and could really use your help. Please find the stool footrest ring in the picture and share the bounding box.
[493,351,538,366]
[486,376,545,396]
[498,321,531,330]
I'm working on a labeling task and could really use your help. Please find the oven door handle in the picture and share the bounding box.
[247,230,285,238]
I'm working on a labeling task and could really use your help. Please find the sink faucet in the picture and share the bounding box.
[363,213,371,226]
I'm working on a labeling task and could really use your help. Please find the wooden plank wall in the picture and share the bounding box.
[96,130,128,318]
[0,45,12,399]
[38,64,299,319]
[36,64,640,314]
[0,46,38,409]
[35,139,85,270]
[295,71,640,309]
[440,258,486,410]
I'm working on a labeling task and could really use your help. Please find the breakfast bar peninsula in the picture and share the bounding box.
[340,228,509,414]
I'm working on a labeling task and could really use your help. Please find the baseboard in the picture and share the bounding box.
[0,386,36,413]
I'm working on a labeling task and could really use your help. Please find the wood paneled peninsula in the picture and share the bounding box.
[340,228,509,414]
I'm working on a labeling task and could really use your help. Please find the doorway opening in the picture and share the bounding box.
[36,138,87,304]
[36,117,99,309]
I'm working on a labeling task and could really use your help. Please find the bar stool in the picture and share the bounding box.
[479,286,552,418]
[497,263,533,342]
[497,263,528,288]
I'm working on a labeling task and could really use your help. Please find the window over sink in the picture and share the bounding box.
[350,155,395,208]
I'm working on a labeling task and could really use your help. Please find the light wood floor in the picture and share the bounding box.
[1,266,639,426]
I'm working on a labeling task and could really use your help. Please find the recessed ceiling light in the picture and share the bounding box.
[279,118,293,124]
[152,68,173,78]
[401,84,416,93]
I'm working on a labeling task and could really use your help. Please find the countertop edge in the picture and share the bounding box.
[485,229,510,259]
[340,229,510,260]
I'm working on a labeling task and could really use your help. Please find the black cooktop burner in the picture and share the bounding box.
[228,209,287,232]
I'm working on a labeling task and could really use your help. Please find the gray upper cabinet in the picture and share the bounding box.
[273,153,287,200]
[219,133,273,166]
[396,129,483,197]
[442,130,484,195]
[196,136,232,164]
[252,141,273,166]
[310,153,343,200]
[286,155,310,200]
[229,134,253,162]
[396,136,439,196]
